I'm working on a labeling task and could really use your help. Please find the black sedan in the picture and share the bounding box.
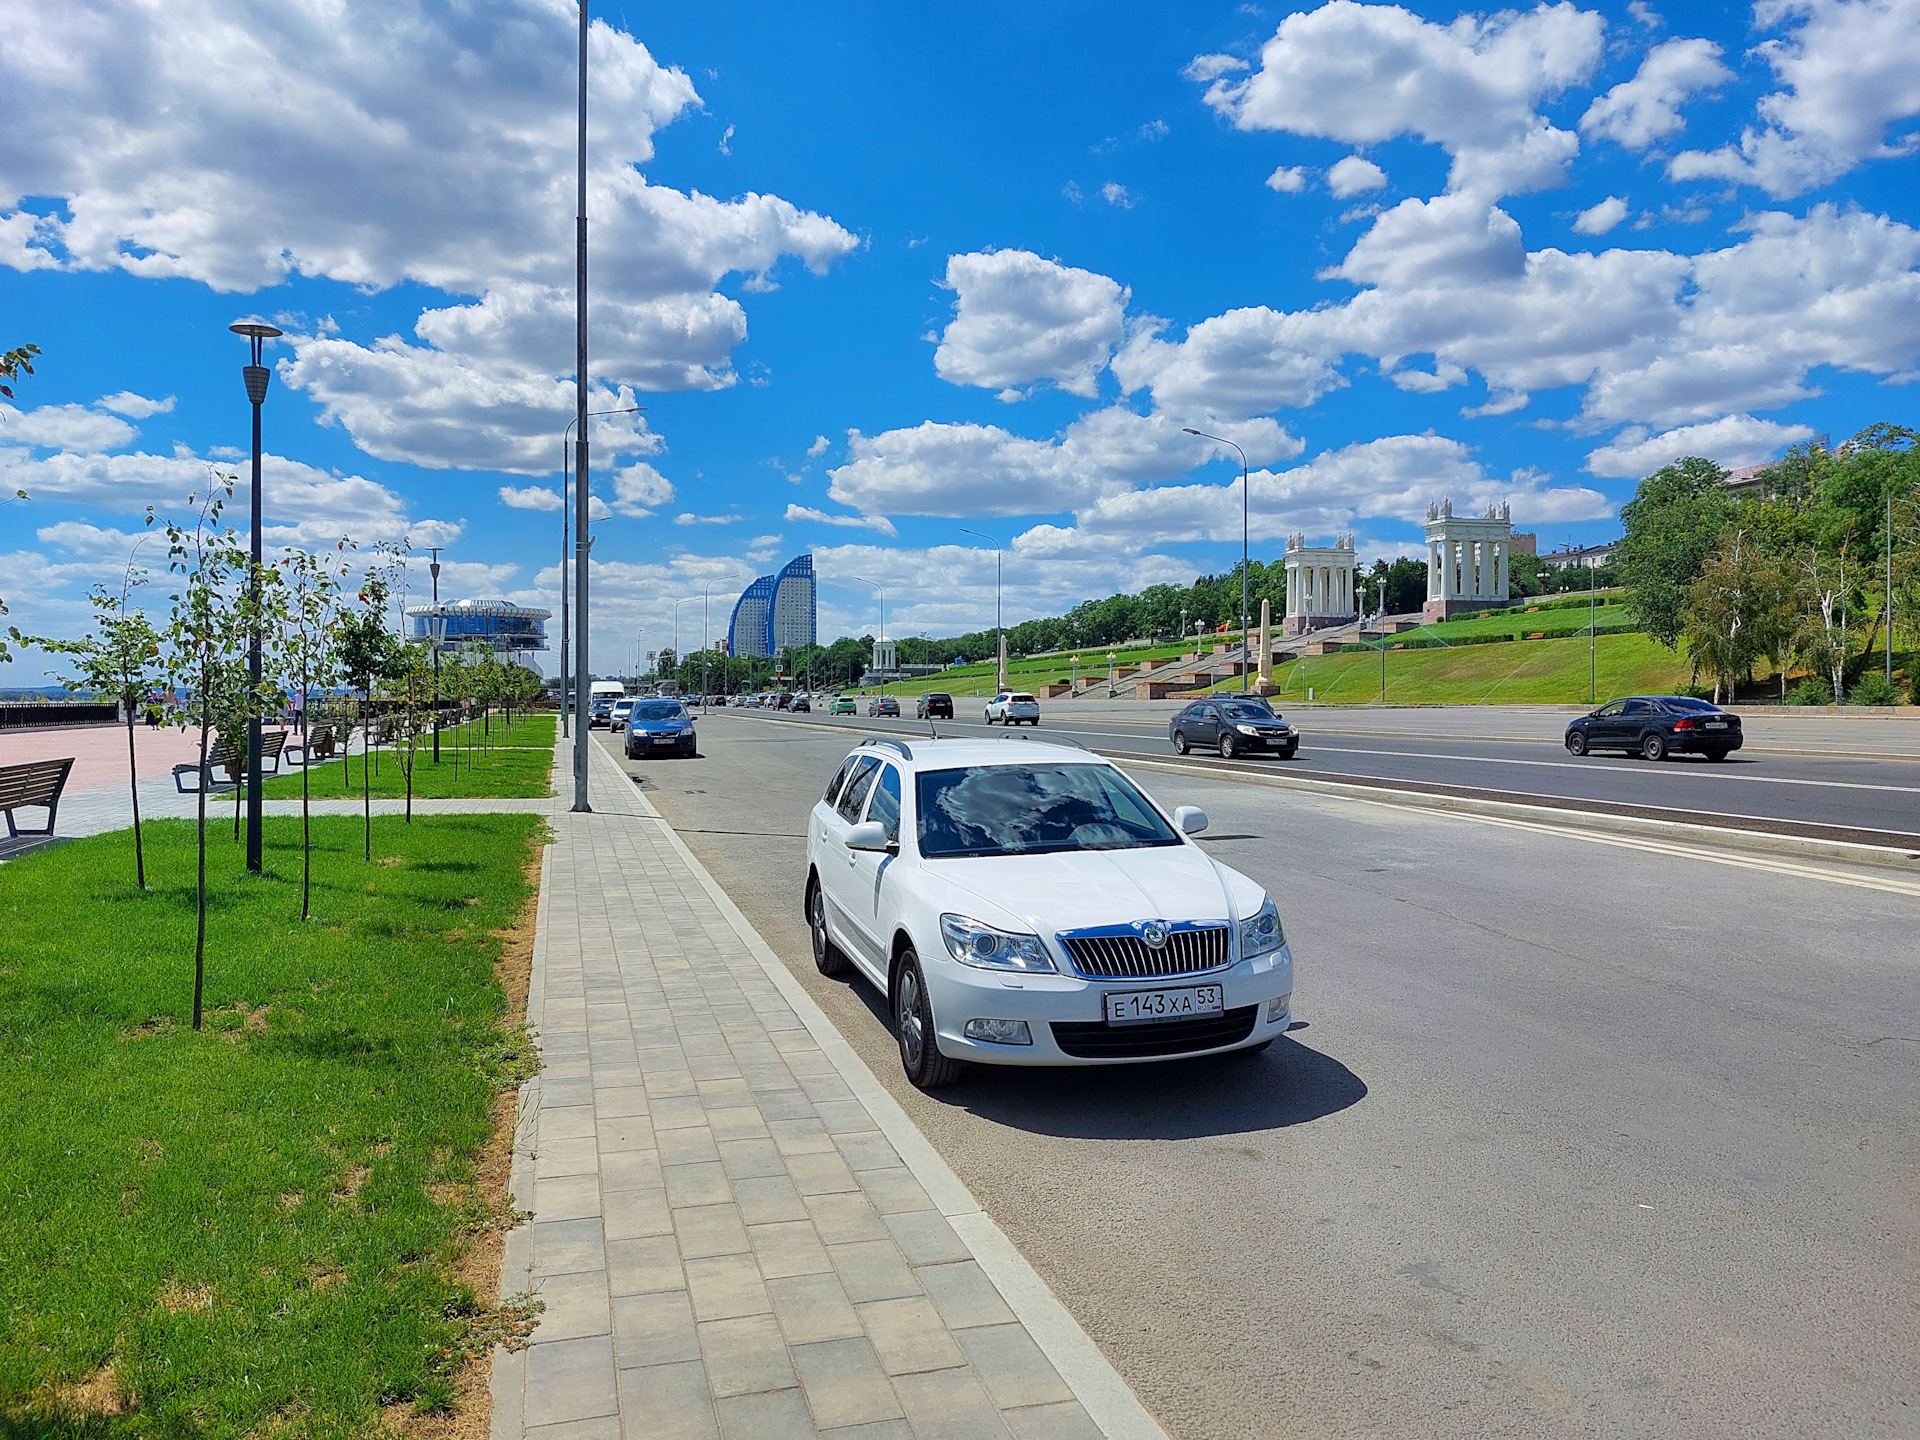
[1169,697,1299,759]
[916,692,954,720]
[1565,695,1743,761]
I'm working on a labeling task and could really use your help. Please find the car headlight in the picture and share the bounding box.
[1236,724,1261,736]
[939,914,1056,973]
[1239,896,1284,960]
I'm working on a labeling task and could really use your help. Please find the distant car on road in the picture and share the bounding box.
[868,696,901,717]
[623,699,698,758]
[1565,695,1743,761]
[916,692,954,720]
[776,692,795,711]
[805,735,1293,1088]
[830,695,858,715]
[984,692,1040,726]
[609,697,637,732]
[1170,697,1297,759]
[792,693,812,713]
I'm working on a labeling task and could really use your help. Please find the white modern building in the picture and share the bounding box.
[1282,532,1358,636]
[1423,498,1513,621]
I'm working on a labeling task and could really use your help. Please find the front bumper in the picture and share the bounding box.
[922,944,1294,1066]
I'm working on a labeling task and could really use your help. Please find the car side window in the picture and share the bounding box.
[837,757,881,823]
[867,765,902,844]
[824,757,857,806]
[1596,702,1625,717]
[1624,699,1652,715]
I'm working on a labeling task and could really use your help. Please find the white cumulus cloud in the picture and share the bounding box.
[499,485,563,512]
[1584,414,1818,477]
[1580,37,1733,150]
[0,402,137,452]
[1572,196,1630,236]
[1265,165,1310,193]
[784,504,898,537]
[94,392,175,419]
[1669,0,1920,198]
[934,250,1130,400]
[1327,155,1388,198]
[1195,1,1606,197]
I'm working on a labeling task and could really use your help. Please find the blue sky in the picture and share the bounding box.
[4,0,1918,681]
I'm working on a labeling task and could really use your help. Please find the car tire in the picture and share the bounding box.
[1704,746,1730,762]
[1641,732,1668,762]
[808,881,852,978]
[984,711,995,724]
[1279,745,1297,760]
[1219,732,1239,759]
[1566,732,1588,756]
[1174,731,1190,754]
[895,951,963,1089]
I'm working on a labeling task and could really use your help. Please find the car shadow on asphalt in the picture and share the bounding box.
[940,1036,1367,1139]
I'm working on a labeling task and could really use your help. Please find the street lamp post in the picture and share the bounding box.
[229,319,283,876]
[558,405,643,740]
[1183,429,1252,693]
[673,597,697,696]
[958,528,1003,691]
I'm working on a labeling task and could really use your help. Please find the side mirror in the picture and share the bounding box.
[1173,805,1208,835]
[847,820,895,853]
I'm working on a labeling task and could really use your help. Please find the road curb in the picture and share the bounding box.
[589,737,1171,1440]
[714,708,1920,874]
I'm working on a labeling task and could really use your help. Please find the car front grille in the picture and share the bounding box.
[1051,1005,1259,1059]
[1057,923,1231,979]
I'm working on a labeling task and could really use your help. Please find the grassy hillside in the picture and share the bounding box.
[1238,632,1693,705]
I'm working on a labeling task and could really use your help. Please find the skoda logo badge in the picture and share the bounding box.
[1141,922,1168,949]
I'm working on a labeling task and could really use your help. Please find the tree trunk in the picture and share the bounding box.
[125,704,145,890]
[193,689,209,1031]
[363,690,373,861]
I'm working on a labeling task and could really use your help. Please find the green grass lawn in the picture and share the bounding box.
[0,813,545,1437]
[434,712,555,750]
[264,742,552,800]
[1237,631,1694,704]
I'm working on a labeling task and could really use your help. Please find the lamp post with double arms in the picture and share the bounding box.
[229,319,283,875]
[1182,428,1253,693]
[958,528,1003,690]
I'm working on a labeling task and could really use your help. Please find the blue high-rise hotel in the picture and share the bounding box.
[727,553,816,658]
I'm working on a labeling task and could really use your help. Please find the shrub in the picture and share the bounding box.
[1785,676,1833,706]
[1847,672,1902,706]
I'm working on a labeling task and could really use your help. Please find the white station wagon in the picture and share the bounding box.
[804,735,1295,1087]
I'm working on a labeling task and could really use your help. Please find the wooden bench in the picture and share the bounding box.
[0,757,75,838]
[171,731,289,792]
[287,723,337,764]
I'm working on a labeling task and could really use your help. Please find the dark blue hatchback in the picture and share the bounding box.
[1565,695,1742,762]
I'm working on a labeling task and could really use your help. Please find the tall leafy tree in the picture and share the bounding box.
[276,542,352,918]
[1681,530,1796,704]
[1617,457,1733,648]
[14,538,166,887]
[160,481,267,1029]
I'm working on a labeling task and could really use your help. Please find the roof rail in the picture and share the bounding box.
[857,735,914,761]
[997,731,1088,752]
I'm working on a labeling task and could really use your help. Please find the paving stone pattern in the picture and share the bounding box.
[491,749,1103,1440]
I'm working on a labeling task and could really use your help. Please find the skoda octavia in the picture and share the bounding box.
[804,736,1295,1088]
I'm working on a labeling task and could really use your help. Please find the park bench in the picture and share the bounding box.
[0,757,75,839]
[171,731,290,792]
[286,723,336,765]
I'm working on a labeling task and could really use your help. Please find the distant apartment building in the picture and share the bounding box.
[727,553,817,658]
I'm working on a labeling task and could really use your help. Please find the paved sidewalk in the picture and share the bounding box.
[491,738,1158,1440]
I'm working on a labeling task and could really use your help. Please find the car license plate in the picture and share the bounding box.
[1704,721,1726,729]
[1104,984,1224,1025]
[652,734,676,744]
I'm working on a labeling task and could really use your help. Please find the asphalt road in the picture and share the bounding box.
[601,717,1918,1440]
[729,704,1920,841]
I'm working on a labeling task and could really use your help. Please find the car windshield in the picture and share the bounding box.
[915,764,1181,859]
[1219,703,1273,720]
[634,702,683,721]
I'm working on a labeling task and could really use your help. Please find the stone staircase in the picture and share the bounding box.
[1109,613,1426,699]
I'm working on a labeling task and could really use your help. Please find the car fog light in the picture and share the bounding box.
[1266,992,1291,1023]
[964,1018,1032,1045]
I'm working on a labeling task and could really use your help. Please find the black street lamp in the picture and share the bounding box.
[558,404,642,740]
[1182,428,1252,693]
[230,318,282,875]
